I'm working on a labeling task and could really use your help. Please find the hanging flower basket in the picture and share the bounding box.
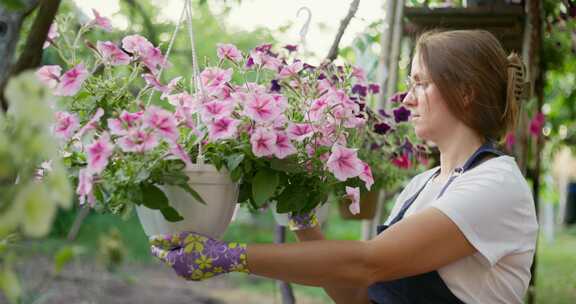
[135,164,238,239]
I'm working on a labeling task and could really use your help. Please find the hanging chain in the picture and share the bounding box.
[184,0,205,164]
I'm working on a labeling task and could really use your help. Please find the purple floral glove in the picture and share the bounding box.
[288,210,319,231]
[150,231,249,281]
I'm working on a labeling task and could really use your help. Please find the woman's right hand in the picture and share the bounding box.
[287,210,319,231]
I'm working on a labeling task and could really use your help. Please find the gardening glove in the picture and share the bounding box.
[288,209,319,231]
[149,231,249,281]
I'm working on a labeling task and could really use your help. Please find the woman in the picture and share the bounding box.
[150,30,538,303]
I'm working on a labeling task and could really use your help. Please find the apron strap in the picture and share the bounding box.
[387,142,504,227]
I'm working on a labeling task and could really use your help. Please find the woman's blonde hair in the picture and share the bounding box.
[415,29,529,142]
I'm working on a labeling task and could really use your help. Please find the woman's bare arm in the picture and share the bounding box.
[247,208,475,289]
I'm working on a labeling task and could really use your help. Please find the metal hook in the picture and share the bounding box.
[296,6,312,51]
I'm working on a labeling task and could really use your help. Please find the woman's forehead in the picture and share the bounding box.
[410,56,429,79]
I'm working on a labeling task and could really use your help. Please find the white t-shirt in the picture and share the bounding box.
[384,155,538,304]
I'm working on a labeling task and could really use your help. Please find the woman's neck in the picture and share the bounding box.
[435,128,484,182]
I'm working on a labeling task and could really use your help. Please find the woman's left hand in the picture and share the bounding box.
[150,231,249,281]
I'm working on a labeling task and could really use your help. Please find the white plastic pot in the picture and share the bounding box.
[271,201,331,227]
[135,164,239,239]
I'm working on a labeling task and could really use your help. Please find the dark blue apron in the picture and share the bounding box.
[368,142,504,304]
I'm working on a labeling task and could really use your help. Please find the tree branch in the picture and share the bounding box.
[11,0,61,76]
[0,0,41,112]
[325,0,360,62]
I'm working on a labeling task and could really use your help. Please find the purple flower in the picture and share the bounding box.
[284,44,298,52]
[270,79,281,93]
[368,83,380,94]
[389,92,407,103]
[254,43,273,53]
[303,63,316,70]
[378,109,391,118]
[352,84,367,97]
[318,73,326,80]
[245,56,255,69]
[374,122,391,135]
[402,138,414,154]
[393,106,411,123]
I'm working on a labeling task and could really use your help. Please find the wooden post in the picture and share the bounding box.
[274,225,295,304]
[526,0,544,302]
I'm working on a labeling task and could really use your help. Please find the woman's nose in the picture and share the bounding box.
[402,90,417,108]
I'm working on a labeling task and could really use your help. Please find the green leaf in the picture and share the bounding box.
[0,268,21,304]
[226,153,244,171]
[2,0,26,11]
[276,184,308,213]
[251,169,279,207]
[270,157,302,173]
[54,246,85,274]
[230,166,243,182]
[238,182,252,204]
[177,183,206,205]
[160,206,184,222]
[140,184,169,210]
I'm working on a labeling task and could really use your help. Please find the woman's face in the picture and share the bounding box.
[402,54,460,143]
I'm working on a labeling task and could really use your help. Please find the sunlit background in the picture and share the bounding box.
[74,0,384,63]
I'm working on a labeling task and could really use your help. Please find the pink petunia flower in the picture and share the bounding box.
[90,9,112,32]
[86,132,114,174]
[143,106,179,142]
[529,112,545,138]
[352,66,367,83]
[97,41,131,65]
[359,162,374,191]
[55,64,89,96]
[346,186,361,215]
[278,61,304,79]
[77,168,95,206]
[505,132,516,151]
[200,68,232,95]
[208,117,240,141]
[392,152,412,169]
[141,46,169,74]
[36,65,62,89]
[317,78,333,94]
[43,22,59,49]
[75,108,105,139]
[217,43,243,62]
[308,96,329,121]
[244,93,282,123]
[273,132,297,159]
[169,143,193,168]
[326,144,364,181]
[167,92,194,107]
[200,100,234,122]
[286,123,314,142]
[142,74,180,98]
[250,50,282,71]
[54,111,80,140]
[107,110,143,136]
[122,35,154,56]
[250,127,276,157]
[117,129,159,153]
